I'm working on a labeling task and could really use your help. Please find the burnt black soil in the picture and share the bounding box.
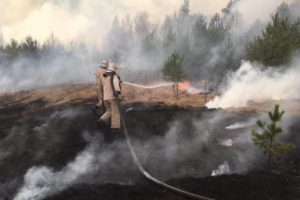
[0,99,299,200]
[45,173,299,200]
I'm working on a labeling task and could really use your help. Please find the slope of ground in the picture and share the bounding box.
[0,84,299,200]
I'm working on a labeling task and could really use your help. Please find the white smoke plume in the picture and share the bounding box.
[225,118,258,130]
[206,60,300,109]
[211,161,230,176]
[13,140,102,200]
[225,122,251,130]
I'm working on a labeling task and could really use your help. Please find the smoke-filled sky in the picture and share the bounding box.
[0,0,229,46]
[232,0,295,28]
[0,0,293,46]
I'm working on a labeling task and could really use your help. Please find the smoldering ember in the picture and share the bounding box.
[0,0,300,200]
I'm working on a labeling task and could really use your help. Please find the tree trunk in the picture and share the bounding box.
[204,81,207,104]
[132,87,135,100]
[175,82,179,100]
[267,136,274,172]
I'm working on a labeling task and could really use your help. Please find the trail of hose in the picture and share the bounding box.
[116,100,216,200]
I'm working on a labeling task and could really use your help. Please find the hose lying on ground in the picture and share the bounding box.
[115,99,216,200]
[109,73,215,200]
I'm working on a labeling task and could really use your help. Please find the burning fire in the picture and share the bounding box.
[178,80,190,91]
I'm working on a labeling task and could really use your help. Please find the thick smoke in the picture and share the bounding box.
[207,59,300,109]
[0,50,97,93]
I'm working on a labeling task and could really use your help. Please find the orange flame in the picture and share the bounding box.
[178,80,190,91]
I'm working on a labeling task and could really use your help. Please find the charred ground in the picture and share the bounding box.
[0,86,299,200]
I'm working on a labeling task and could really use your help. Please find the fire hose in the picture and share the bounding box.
[110,75,215,200]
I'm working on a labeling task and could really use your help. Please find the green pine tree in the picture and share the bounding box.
[5,39,20,60]
[162,50,185,99]
[252,105,295,171]
[21,36,39,57]
[247,13,300,67]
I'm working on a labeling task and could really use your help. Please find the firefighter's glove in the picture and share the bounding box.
[96,101,103,108]
[114,91,121,98]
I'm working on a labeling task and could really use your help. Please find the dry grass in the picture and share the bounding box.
[0,83,211,108]
[0,84,95,108]
[122,83,214,108]
[1,84,300,116]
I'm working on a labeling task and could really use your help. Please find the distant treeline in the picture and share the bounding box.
[0,34,94,62]
[1,0,300,84]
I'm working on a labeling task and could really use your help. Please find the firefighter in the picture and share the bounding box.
[98,63,122,132]
[95,59,109,109]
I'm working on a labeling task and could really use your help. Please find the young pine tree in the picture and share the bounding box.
[252,105,295,171]
[162,50,185,100]
[247,13,300,67]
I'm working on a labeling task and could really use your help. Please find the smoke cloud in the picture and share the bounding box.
[207,59,300,109]
[0,50,97,93]
[231,0,294,29]
[0,0,229,46]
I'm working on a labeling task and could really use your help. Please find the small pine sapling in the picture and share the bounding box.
[252,105,295,171]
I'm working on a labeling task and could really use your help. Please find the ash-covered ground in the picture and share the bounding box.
[0,97,299,200]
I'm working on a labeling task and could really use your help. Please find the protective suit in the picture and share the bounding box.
[96,60,108,107]
[99,63,122,130]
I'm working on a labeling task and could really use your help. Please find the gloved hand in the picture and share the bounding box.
[96,101,103,108]
[114,91,121,98]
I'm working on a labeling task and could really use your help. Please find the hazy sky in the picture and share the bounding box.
[0,0,293,46]
[0,0,230,45]
[232,0,295,28]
